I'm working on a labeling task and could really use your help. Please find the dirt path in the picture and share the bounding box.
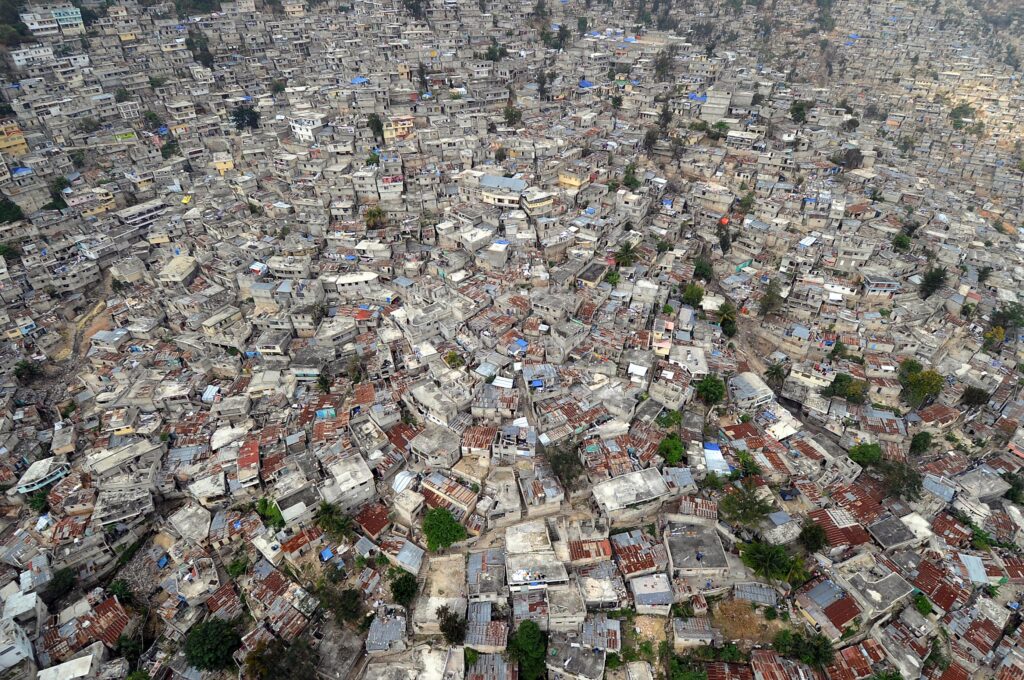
[77,307,113,357]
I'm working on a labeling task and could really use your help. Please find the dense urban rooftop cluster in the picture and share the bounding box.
[0,0,1021,678]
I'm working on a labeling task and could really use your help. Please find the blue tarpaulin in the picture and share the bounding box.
[351,76,369,84]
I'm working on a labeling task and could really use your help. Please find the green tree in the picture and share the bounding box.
[577,16,588,34]
[367,113,384,142]
[656,409,683,429]
[365,206,387,229]
[848,442,882,466]
[760,279,784,317]
[643,128,659,152]
[799,521,827,551]
[909,431,932,455]
[821,373,867,403]
[880,461,922,501]
[737,192,755,213]
[653,46,677,81]
[403,0,426,19]
[495,147,507,162]
[14,360,41,383]
[243,638,319,680]
[961,386,991,407]
[77,117,101,134]
[693,256,714,281]
[321,586,363,622]
[271,79,287,94]
[116,634,143,667]
[126,672,151,680]
[903,370,943,407]
[718,301,738,337]
[892,233,911,251]
[669,657,708,680]
[899,358,922,380]
[868,672,902,680]
[227,556,248,578]
[142,111,164,128]
[42,568,76,604]
[185,619,241,670]
[108,579,134,605]
[537,70,551,100]
[317,502,354,542]
[508,620,547,680]
[28,490,49,513]
[555,23,571,49]
[919,267,947,298]
[422,508,467,551]
[503,106,523,126]
[48,176,71,208]
[611,94,622,109]
[789,100,812,123]
[766,361,787,387]
[391,572,418,608]
[614,242,639,267]
[978,266,993,283]
[658,433,684,465]
[160,139,180,159]
[700,472,724,491]
[773,629,834,667]
[436,604,467,644]
[682,283,704,308]
[695,375,725,416]
[914,592,933,616]
[741,542,792,581]
[0,198,24,223]
[623,163,641,189]
[546,441,583,493]
[230,105,260,130]
[720,485,772,524]
[256,498,285,530]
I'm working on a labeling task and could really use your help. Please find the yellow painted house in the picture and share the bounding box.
[212,152,235,175]
[383,115,416,143]
[0,119,29,158]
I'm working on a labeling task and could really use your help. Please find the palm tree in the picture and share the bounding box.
[317,502,354,541]
[740,541,791,582]
[766,361,787,387]
[785,554,810,587]
[718,301,738,325]
[614,242,639,267]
